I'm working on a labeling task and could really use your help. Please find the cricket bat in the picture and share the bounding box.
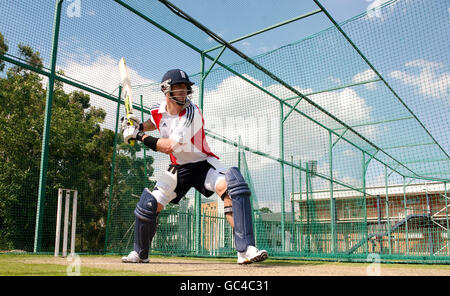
[118,57,135,146]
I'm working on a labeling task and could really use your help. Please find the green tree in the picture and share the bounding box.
[0,32,8,72]
[0,36,154,252]
[104,141,155,253]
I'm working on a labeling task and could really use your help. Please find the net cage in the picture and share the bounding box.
[0,0,448,263]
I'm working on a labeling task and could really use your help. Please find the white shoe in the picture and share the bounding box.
[237,246,268,265]
[121,251,149,263]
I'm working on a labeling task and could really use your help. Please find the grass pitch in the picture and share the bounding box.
[1,254,450,276]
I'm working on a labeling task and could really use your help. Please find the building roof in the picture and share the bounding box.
[291,182,447,201]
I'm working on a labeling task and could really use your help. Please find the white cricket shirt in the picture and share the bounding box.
[149,100,219,165]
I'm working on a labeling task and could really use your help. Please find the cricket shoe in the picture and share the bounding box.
[237,246,268,265]
[121,251,149,263]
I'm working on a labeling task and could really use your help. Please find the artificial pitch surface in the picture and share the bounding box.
[1,254,450,276]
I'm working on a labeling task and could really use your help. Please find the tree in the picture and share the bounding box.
[0,35,155,252]
[104,140,156,253]
[0,32,8,72]
[258,207,272,214]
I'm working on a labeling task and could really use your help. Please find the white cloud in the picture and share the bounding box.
[309,88,373,127]
[241,41,251,49]
[329,76,342,85]
[353,69,378,90]
[390,59,450,99]
[57,52,157,133]
[200,73,375,168]
[343,149,358,157]
[61,53,154,94]
[365,0,399,21]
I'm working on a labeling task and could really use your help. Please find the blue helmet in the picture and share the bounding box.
[161,69,194,88]
[160,69,194,106]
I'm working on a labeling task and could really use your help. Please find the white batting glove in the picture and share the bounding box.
[121,113,141,131]
[127,113,141,127]
[123,125,139,144]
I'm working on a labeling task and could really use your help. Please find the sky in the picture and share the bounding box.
[0,0,449,211]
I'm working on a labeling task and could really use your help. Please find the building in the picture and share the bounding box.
[289,182,449,256]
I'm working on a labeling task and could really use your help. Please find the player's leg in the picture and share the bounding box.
[122,188,159,263]
[204,165,268,264]
[225,167,268,264]
[122,167,178,263]
[215,179,234,228]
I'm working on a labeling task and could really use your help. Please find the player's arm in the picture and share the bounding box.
[141,118,178,153]
[126,130,178,154]
[142,119,157,132]
[123,114,157,132]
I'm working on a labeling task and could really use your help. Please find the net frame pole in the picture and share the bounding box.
[299,160,303,252]
[329,131,337,254]
[362,152,376,254]
[194,53,206,254]
[362,153,368,254]
[140,95,148,188]
[385,165,392,255]
[291,156,295,224]
[445,183,449,255]
[34,0,64,253]
[280,102,286,252]
[403,177,409,255]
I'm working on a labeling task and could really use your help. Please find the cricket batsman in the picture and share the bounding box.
[121,69,268,264]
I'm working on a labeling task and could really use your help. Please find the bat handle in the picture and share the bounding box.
[128,120,135,146]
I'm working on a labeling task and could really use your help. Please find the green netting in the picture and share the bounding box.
[0,0,449,264]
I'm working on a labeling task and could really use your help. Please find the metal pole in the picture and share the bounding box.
[104,85,122,253]
[280,102,286,251]
[385,165,391,254]
[299,160,303,252]
[140,95,148,187]
[376,195,382,253]
[403,177,409,255]
[329,131,337,254]
[291,156,295,224]
[362,153,368,254]
[195,53,206,254]
[291,156,296,252]
[445,183,449,255]
[306,162,311,253]
[54,189,63,256]
[426,191,433,256]
[34,0,64,253]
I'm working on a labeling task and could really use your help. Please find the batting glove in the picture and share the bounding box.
[123,125,140,144]
[121,114,143,132]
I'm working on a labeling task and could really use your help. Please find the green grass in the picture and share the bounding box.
[0,254,164,276]
[1,253,450,276]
